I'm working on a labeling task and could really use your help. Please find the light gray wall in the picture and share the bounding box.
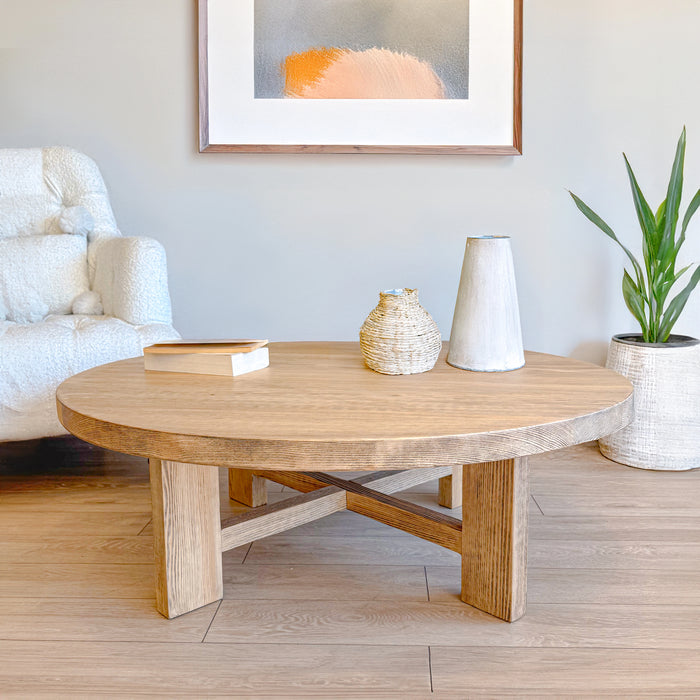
[1,0,699,363]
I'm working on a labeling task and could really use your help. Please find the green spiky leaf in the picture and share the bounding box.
[622,269,649,338]
[658,265,700,341]
[655,200,667,228]
[569,191,646,291]
[658,128,687,270]
[624,154,658,265]
[680,188,700,246]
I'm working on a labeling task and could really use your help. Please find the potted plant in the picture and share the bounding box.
[570,128,700,470]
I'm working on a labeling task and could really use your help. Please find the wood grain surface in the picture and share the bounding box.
[353,467,453,492]
[430,647,700,695]
[222,563,429,601]
[308,473,463,553]
[205,598,700,649]
[244,534,461,567]
[228,468,267,507]
[223,468,463,552]
[438,466,462,509]
[149,460,223,618]
[461,458,529,621]
[221,486,346,552]
[57,342,633,471]
[2,439,700,696]
[0,640,430,696]
[426,566,700,606]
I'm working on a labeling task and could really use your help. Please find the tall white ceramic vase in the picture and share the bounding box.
[447,236,525,372]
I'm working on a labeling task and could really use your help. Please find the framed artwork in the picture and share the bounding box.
[198,0,522,154]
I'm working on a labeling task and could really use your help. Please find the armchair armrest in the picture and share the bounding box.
[92,236,173,326]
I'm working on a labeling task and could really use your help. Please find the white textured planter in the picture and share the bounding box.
[447,236,524,372]
[600,334,700,471]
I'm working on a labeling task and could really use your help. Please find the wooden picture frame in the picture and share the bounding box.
[198,0,522,154]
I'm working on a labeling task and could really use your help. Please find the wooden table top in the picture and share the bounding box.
[57,342,633,471]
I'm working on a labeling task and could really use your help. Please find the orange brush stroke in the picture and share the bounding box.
[283,47,345,98]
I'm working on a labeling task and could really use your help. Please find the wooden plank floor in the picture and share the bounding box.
[1,437,700,697]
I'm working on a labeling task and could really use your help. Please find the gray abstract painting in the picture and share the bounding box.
[254,0,470,99]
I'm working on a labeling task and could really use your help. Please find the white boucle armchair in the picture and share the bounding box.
[0,146,179,442]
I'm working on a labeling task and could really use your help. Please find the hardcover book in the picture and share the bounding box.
[144,340,269,377]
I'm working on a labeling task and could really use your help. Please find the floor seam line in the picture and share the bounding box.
[428,645,434,693]
[240,542,254,565]
[201,599,223,643]
[531,494,545,515]
[135,519,152,536]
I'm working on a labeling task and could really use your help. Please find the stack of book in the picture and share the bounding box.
[143,339,269,377]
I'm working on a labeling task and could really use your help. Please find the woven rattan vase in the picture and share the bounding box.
[360,288,441,375]
[599,334,700,470]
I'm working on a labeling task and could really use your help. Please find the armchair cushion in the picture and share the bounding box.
[0,314,178,442]
[93,236,173,326]
[0,234,89,323]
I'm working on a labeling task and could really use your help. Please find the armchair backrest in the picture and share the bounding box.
[0,147,120,324]
[0,146,120,242]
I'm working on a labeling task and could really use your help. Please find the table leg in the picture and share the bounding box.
[461,457,528,622]
[438,465,463,509]
[228,468,268,507]
[149,459,223,618]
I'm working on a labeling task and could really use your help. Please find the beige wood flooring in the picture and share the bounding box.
[1,437,699,697]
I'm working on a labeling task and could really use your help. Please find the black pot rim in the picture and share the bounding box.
[612,333,700,348]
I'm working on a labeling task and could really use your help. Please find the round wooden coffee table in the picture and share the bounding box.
[57,342,633,622]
